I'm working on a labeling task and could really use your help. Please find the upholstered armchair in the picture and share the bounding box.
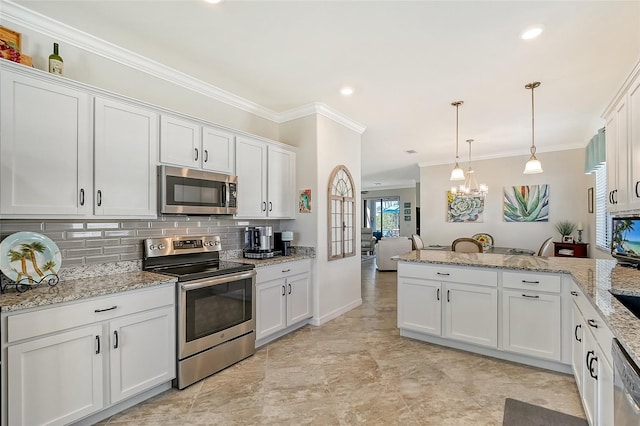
[375,237,413,271]
[361,228,377,255]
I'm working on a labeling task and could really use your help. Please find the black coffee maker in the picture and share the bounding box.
[274,231,294,256]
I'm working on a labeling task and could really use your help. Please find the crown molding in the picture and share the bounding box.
[2,1,368,132]
[279,102,367,134]
[1,1,281,122]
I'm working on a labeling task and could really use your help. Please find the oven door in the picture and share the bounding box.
[178,270,256,360]
[160,165,235,215]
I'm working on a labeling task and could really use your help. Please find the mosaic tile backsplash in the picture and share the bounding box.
[0,216,282,267]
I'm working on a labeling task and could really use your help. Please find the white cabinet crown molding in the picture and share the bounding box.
[2,1,367,134]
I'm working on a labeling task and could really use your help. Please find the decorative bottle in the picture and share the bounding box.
[48,43,63,75]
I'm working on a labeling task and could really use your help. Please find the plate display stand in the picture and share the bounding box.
[1,272,59,293]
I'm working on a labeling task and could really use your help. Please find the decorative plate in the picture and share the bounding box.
[473,233,493,247]
[0,232,61,283]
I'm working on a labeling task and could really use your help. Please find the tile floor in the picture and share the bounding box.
[98,258,585,425]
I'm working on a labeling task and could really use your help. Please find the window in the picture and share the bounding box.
[595,165,611,251]
[328,165,356,260]
[364,198,400,238]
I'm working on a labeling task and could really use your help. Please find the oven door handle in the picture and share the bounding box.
[180,270,256,291]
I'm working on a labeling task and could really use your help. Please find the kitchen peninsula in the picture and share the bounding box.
[396,249,640,425]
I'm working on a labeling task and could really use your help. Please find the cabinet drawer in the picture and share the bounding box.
[503,271,561,293]
[257,259,311,284]
[399,263,497,287]
[7,284,174,343]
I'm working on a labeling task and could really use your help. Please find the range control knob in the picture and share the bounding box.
[148,244,156,251]
[158,244,165,250]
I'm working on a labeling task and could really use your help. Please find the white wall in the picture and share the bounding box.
[362,187,418,236]
[420,148,592,254]
[7,20,280,140]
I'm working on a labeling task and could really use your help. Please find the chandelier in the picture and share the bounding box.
[523,81,543,174]
[450,101,465,181]
[451,139,488,196]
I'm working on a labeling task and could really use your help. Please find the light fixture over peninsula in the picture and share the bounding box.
[523,81,543,174]
[450,101,465,181]
[451,139,488,197]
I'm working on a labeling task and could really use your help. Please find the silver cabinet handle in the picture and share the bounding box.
[447,289,450,302]
[574,324,582,342]
[269,201,273,212]
[521,280,540,284]
[262,201,267,212]
[570,291,579,296]
[95,335,101,354]
[437,272,450,276]
[436,288,440,301]
[113,330,119,349]
[79,189,85,206]
[288,283,292,294]
[204,150,209,163]
[282,269,291,273]
[587,319,598,328]
[282,285,286,296]
[97,190,102,207]
[194,148,199,161]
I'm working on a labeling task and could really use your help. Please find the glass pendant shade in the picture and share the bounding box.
[523,155,543,174]
[450,163,465,180]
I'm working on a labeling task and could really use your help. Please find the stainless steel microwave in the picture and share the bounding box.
[159,165,237,215]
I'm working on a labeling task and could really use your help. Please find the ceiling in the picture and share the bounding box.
[11,0,640,190]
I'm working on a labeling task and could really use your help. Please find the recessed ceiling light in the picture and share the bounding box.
[521,26,544,40]
[340,87,354,96]
[204,0,222,4]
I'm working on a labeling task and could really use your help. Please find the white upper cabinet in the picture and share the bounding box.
[605,61,640,213]
[94,98,158,217]
[160,115,236,175]
[0,69,92,216]
[235,136,296,219]
[159,115,201,168]
[202,126,235,174]
[627,74,640,210]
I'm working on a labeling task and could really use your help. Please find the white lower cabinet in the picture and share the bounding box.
[444,282,497,348]
[3,285,175,426]
[397,264,498,348]
[502,290,561,361]
[570,284,614,426]
[256,260,312,343]
[8,324,105,426]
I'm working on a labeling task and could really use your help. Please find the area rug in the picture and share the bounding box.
[502,398,587,426]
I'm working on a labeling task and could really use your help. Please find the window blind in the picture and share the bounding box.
[595,166,610,251]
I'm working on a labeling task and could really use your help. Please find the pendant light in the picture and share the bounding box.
[523,81,543,174]
[450,101,465,181]
[452,139,488,196]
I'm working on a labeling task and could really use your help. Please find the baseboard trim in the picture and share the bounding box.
[310,298,363,326]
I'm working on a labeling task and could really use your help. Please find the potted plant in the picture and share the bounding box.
[555,220,577,239]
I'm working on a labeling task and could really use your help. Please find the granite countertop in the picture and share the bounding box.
[233,253,314,267]
[0,271,176,313]
[397,250,640,367]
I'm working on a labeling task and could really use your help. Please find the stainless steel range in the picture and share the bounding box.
[143,235,256,389]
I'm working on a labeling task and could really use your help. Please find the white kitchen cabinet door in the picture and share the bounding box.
[286,272,312,325]
[571,304,585,392]
[628,73,640,210]
[159,115,201,168]
[109,307,175,403]
[0,70,92,216]
[443,282,498,348]
[606,96,629,212]
[397,277,442,335]
[502,290,561,361]
[582,328,598,425]
[94,98,158,217]
[235,136,268,218]
[7,324,104,426]
[202,126,235,174]
[256,278,287,340]
[266,145,295,219]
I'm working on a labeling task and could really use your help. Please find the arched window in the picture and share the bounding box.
[328,165,356,260]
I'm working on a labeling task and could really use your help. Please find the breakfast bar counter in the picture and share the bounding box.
[396,249,640,368]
